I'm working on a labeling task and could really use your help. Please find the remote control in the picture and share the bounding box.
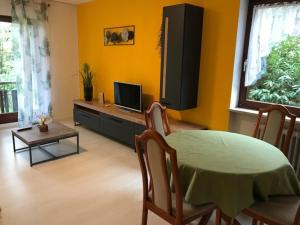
[17,127,33,132]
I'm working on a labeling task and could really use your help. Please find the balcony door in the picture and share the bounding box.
[0,15,17,124]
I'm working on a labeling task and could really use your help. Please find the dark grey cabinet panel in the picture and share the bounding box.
[100,113,136,146]
[135,123,146,136]
[160,4,203,110]
[74,108,101,132]
[73,105,146,148]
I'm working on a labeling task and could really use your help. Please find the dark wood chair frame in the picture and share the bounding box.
[145,101,171,136]
[253,104,296,156]
[135,129,215,225]
[242,202,300,225]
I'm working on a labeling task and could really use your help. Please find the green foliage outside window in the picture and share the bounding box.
[0,23,13,80]
[248,36,300,106]
[0,22,18,92]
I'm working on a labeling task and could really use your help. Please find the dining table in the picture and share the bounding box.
[165,130,300,218]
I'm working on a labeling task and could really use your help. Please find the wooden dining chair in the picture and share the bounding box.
[242,196,300,225]
[135,129,216,225]
[145,101,171,137]
[253,104,296,156]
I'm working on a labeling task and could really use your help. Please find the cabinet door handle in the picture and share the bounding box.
[162,16,169,99]
[110,117,123,124]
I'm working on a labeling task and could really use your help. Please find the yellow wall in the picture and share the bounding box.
[77,0,240,130]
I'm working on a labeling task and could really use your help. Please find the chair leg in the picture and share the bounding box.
[215,209,222,225]
[252,219,258,225]
[198,211,213,225]
[233,219,241,225]
[225,217,232,225]
[141,206,148,225]
[221,212,240,225]
[215,209,241,225]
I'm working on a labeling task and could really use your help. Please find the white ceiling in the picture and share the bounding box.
[53,0,93,5]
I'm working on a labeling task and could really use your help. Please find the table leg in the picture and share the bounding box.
[76,134,79,154]
[29,146,33,167]
[12,133,16,152]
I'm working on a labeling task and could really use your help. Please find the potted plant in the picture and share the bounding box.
[81,63,94,101]
[38,115,49,132]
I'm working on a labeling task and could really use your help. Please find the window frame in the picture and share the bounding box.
[0,15,17,124]
[238,0,300,116]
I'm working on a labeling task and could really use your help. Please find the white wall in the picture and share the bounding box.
[0,0,10,15]
[228,0,253,134]
[0,0,79,120]
[229,110,257,135]
[48,2,80,120]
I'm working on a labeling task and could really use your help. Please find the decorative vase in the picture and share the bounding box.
[38,124,48,132]
[84,86,93,101]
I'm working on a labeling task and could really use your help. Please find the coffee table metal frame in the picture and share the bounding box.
[11,129,79,167]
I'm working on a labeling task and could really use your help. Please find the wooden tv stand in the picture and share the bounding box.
[73,100,207,148]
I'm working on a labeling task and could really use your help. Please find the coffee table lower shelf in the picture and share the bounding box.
[11,123,79,166]
[12,134,79,166]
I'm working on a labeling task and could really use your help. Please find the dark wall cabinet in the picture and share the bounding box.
[160,4,204,110]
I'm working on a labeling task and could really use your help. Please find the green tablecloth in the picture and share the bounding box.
[165,130,300,217]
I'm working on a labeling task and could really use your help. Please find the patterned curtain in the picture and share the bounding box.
[11,0,52,127]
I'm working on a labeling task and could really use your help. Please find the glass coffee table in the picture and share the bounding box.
[11,122,79,166]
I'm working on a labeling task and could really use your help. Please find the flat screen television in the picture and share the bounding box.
[114,81,142,112]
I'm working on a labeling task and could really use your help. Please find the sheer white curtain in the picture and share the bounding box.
[11,0,52,127]
[245,2,300,86]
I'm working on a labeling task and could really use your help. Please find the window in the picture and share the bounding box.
[238,0,300,116]
[0,15,17,124]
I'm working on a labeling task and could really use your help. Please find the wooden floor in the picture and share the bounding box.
[0,120,250,225]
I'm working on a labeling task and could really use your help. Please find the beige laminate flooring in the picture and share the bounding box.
[0,120,250,225]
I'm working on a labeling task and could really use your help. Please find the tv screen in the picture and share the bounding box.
[114,82,142,112]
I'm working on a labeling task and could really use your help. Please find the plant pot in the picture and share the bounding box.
[84,86,93,101]
[38,124,48,132]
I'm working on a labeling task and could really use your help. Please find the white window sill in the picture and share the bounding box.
[229,107,258,116]
[229,107,300,123]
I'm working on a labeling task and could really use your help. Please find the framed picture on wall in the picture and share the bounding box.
[104,25,135,46]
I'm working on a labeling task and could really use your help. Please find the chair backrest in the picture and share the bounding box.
[135,129,183,218]
[253,104,296,156]
[145,102,171,137]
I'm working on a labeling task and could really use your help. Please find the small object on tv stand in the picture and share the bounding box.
[98,92,105,105]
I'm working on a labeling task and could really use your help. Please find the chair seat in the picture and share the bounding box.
[243,196,300,225]
[173,196,215,221]
[148,191,215,221]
